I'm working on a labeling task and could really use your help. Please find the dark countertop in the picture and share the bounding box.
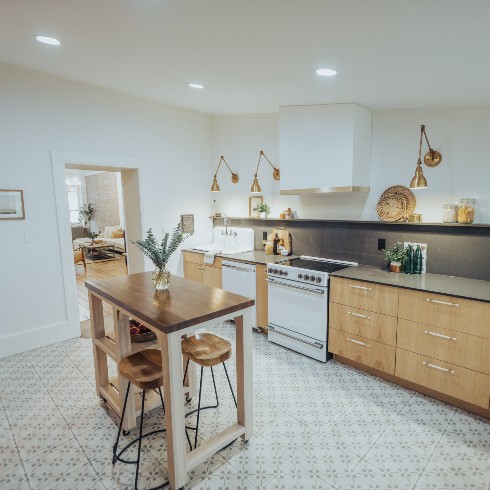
[331,265,490,303]
[184,249,297,265]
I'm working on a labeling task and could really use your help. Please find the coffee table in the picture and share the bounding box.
[81,241,115,261]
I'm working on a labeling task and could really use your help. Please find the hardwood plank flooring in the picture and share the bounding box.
[75,256,127,321]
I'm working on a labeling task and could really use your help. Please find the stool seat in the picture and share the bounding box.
[119,349,163,390]
[181,333,232,367]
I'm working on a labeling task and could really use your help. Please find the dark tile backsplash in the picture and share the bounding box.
[215,218,490,281]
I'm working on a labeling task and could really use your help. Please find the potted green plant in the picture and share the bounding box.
[131,224,191,291]
[383,241,407,273]
[87,231,99,244]
[255,203,271,219]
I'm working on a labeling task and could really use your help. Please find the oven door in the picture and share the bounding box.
[267,277,328,342]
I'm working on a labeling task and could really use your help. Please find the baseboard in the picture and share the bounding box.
[0,321,78,359]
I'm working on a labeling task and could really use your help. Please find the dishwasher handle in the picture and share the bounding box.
[222,263,255,273]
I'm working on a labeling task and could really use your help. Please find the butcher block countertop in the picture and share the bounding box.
[331,265,490,303]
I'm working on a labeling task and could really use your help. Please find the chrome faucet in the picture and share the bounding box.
[221,215,235,236]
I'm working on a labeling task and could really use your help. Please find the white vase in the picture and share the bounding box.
[259,212,267,219]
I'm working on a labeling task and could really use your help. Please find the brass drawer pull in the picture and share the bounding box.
[348,311,371,320]
[426,298,460,307]
[422,361,454,374]
[347,338,369,347]
[424,330,456,341]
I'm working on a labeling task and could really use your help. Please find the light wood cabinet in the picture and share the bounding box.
[399,289,490,339]
[397,318,490,375]
[329,277,398,317]
[329,328,395,374]
[395,349,490,409]
[329,302,397,346]
[255,264,268,331]
[183,251,222,289]
[329,275,490,416]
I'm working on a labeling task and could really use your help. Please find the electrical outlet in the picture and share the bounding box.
[378,238,386,251]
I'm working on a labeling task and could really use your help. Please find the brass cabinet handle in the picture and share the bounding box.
[348,311,371,320]
[347,338,369,347]
[422,361,454,374]
[424,330,456,341]
[426,298,460,307]
[349,284,372,291]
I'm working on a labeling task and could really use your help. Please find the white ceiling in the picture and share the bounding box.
[1,0,489,115]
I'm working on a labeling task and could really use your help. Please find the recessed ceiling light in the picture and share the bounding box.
[315,68,338,77]
[188,82,205,89]
[35,35,61,46]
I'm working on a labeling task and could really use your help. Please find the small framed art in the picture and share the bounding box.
[180,214,195,234]
[0,190,25,220]
[249,196,263,218]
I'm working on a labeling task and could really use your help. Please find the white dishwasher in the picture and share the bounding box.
[221,260,257,328]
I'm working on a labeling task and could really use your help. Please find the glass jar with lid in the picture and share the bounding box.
[457,198,476,224]
[442,204,458,223]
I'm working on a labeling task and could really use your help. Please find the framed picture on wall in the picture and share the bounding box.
[180,214,195,234]
[249,196,263,218]
[0,190,25,220]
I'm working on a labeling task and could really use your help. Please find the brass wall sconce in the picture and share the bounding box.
[211,155,239,192]
[410,124,442,189]
[250,150,280,193]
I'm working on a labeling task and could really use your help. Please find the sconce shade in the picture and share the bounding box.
[211,175,220,192]
[251,174,262,193]
[410,161,428,189]
[210,155,238,192]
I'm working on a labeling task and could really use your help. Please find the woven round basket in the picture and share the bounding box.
[381,185,416,219]
[376,193,408,222]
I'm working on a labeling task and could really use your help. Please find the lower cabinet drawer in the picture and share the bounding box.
[329,328,395,374]
[397,318,490,375]
[329,302,397,346]
[395,349,490,409]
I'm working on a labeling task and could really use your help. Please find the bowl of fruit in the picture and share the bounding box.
[129,319,157,343]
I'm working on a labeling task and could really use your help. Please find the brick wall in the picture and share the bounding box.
[85,172,120,233]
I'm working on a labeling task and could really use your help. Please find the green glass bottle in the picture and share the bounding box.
[404,244,413,274]
[413,245,422,274]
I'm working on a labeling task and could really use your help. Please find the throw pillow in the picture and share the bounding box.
[112,230,125,238]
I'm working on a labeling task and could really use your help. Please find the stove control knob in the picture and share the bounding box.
[298,273,303,279]
[304,274,310,281]
[283,271,288,277]
[310,276,316,282]
[268,268,273,274]
[279,270,284,275]
[273,269,279,274]
[316,277,322,283]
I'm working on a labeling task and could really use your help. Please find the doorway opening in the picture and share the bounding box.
[51,151,145,342]
[66,168,128,323]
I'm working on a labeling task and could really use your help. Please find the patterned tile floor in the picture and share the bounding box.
[0,322,489,489]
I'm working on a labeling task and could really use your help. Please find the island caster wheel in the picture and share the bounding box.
[123,429,130,436]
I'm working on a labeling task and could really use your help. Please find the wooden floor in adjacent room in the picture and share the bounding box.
[75,255,127,321]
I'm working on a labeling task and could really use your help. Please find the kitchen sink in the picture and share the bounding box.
[191,226,254,255]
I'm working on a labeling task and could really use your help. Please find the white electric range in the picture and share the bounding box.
[267,256,357,361]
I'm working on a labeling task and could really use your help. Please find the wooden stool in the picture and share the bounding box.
[181,333,237,450]
[112,349,167,490]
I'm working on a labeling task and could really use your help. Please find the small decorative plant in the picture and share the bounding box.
[87,231,99,242]
[383,241,407,272]
[78,203,95,226]
[255,203,271,217]
[131,224,191,291]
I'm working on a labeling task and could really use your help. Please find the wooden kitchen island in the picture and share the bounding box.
[86,272,255,490]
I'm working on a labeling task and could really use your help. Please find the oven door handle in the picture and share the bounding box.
[266,278,325,295]
[268,325,324,349]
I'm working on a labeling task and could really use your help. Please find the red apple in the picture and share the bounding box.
[130,326,141,335]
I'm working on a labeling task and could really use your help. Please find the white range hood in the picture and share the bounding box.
[279,104,372,194]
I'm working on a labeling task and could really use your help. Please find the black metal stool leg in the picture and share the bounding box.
[134,390,146,490]
[223,362,237,408]
[113,382,131,464]
[158,387,165,415]
[194,366,204,450]
[210,366,220,407]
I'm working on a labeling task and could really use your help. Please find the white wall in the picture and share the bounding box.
[211,109,490,224]
[0,63,213,358]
